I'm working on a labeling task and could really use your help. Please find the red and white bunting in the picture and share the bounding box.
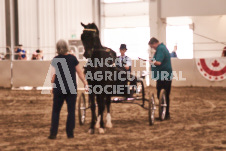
[196,58,226,81]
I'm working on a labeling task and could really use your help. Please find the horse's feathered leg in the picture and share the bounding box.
[106,95,112,128]
[95,115,101,128]
[89,93,96,134]
[96,94,105,133]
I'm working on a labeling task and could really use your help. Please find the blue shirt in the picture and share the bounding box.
[151,43,172,81]
[16,48,26,58]
[170,52,177,58]
[51,54,79,94]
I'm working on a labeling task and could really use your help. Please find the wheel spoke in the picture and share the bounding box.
[159,89,166,121]
[149,93,155,125]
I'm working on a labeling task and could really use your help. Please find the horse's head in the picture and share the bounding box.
[81,22,100,58]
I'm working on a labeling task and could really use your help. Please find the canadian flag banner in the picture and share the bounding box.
[196,58,226,81]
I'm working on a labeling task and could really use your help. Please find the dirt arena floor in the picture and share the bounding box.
[0,86,226,151]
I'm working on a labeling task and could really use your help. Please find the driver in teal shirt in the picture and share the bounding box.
[149,37,173,120]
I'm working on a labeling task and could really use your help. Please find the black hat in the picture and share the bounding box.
[120,44,127,50]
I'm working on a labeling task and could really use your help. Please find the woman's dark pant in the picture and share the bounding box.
[156,80,172,117]
[50,93,77,137]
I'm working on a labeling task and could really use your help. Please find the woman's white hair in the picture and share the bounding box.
[56,39,69,55]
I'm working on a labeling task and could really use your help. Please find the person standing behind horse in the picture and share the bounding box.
[148,37,172,120]
[117,44,132,72]
[48,39,88,139]
[116,44,132,95]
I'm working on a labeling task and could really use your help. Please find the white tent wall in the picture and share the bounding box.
[17,0,97,60]
[102,1,149,28]
[104,15,149,29]
[38,0,55,60]
[18,0,39,55]
[54,0,94,43]
[0,0,6,53]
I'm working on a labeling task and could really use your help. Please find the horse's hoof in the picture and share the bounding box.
[88,129,94,134]
[99,128,105,134]
[106,122,113,128]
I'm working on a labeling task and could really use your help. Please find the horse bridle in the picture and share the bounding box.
[82,28,116,67]
[82,28,106,52]
[83,29,97,32]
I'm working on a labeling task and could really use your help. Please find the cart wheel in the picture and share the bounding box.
[78,93,86,125]
[149,93,155,125]
[159,89,167,121]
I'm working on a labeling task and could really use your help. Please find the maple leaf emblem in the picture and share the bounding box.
[212,60,220,67]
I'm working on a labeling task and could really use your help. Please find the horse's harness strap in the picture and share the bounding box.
[94,48,109,52]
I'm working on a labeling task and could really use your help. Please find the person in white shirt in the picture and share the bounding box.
[116,44,135,97]
[117,44,132,72]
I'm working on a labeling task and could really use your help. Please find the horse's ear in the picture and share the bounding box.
[81,22,87,28]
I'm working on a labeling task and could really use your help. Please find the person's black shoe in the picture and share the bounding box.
[48,135,56,139]
[67,135,74,139]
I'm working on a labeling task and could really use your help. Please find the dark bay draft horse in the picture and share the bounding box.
[81,22,137,134]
